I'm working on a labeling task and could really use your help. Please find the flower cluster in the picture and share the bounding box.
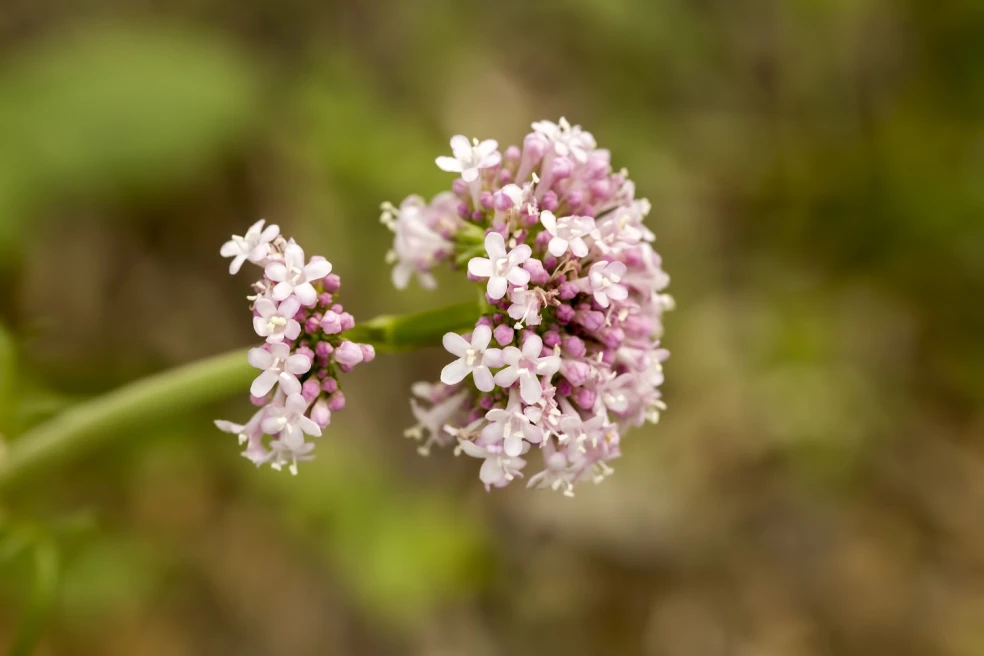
[384,118,672,495]
[216,220,374,474]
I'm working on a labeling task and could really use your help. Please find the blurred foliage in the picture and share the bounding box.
[0,0,982,655]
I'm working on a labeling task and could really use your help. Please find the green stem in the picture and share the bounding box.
[0,302,483,492]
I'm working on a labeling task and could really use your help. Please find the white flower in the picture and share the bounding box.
[440,325,501,392]
[435,135,501,183]
[214,407,265,447]
[457,439,527,490]
[252,297,302,344]
[531,117,597,163]
[220,219,280,275]
[585,260,628,308]
[262,393,322,443]
[468,232,532,300]
[527,445,577,497]
[507,287,544,329]
[265,243,332,306]
[481,389,544,457]
[540,211,595,258]
[557,409,611,452]
[386,199,451,290]
[248,343,311,397]
[406,390,469,454]
[493,334,561,404]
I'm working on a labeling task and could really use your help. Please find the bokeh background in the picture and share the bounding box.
[1,1,983,654]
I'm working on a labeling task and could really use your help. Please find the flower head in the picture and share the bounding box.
[217,222,373,474]
[220,219,279,274]
[391,118,672,494]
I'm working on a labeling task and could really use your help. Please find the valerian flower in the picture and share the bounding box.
[468,232,532,300]
[220,219,279,274]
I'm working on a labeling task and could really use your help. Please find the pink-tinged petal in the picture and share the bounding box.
[265,262,288,282]
[293,282,317,306]
[487,276,508,300]
[441,358,470,385]
[229,255,247,275]
[435,156,463,173]
[548,237,568,257]
[570,237,589,258]
[479,152,501,168]
[247,219,266,234]
[392,263,412,289]
[253,316,270,337]
[214,420,244,434]
[607,284,628,302]
[280,296,301,317]
[539,210,557,234]
[493,366,519,388]
[283,243,306,269]
[457,440,488,458]
[279,424,305,449]
[279,373,302,396]
[472,366,494,392]
[468,257,493,278]
[519,374,543,404]
[594,291,610,308]
[509,243,532,265]
[285,354,312,375]
[250,370,278,397]
[286,393,308,413]
[460,167,480,183]
[503,434,523,458]
[247,244,269,262]
[484,232,507,260]
[248,347,274,369]
[506,267,530,287]
[479,458,506,487]
[536,355,561,378]
[608,261,627,277]
[501,346,522,366]
[523,424,544,444]
[476,139,498,157]
[522,334,543,358]
[220,240,240,257]
[262,415,287,435]
[304,259,332,280]
[450,135,472,158]
[270,282,294,301]
[483,347,504,369]
[443,332,471,357]
[471,324,492,351]
[269,342,291,359]
[298,416,322,437]
[260,224,280,241]
[256,298,277,318]
[284,320,301,341]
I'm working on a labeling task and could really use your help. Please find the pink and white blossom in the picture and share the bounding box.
[584,260,628,308]
[248,343,311,397]
[468,232,532,300]
[540,211,595,258]
[440,325,501,392]
[220,219,279,274]
[265,244,333,306]
[435,135,501,183]
[493,334,561,404]
[252,297,302,343]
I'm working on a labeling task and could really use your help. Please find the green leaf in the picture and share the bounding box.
[9,540,59,656]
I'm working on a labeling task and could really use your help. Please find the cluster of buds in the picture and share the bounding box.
[384,119,672,495]
[215,220,374,474]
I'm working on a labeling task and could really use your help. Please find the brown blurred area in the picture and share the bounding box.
[1,1,983,654]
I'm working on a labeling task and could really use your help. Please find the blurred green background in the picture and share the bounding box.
[0,1,983,654]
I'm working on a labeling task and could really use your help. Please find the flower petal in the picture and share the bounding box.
[484,232,507,260]
[472,366,494,392]
[450,135,472,159]
[504,434,524,458]
[435,156,463,173]
[304,259,332,280]
[468,257,493,278]
[265,262,288,283]
[250,370,278,397]
[220,240,240,257]
[519,373,543,404]
[229,255,247,275]
[493,366,519,388]
[539,210,557,234]
[487,276,508,300]
[506,267,530,287]
[548,237,568,257]
[443,332,471,357]
[294,282,317,306]
[471,324,492,351]
[441,358,470,385]
[248,347,274,369]
[285,354,312,375]
[460,167,479,183]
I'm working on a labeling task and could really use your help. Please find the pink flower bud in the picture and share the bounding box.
[493,324,514,346]
[559,282,578,300]
[339,312,356,331]
[327,391,346,411]
[334,341,363,367]
[556,379,573,397]
[543,330,561,348]
[563,335,586,358]
[541,191,559,212]
[321,311,342,334]
[480,191,494,209]
[322,377,338,393]
[523,259,549,285]
[556,304,575,323]
[359,344,375,363]
[562,359,591,387]
[322,274,341,293]
[311,399,331,428]
[575,388,596,409]
[302,379,321,402]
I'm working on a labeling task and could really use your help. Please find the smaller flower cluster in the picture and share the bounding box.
[386,118,673,495]
[216,220,374,474]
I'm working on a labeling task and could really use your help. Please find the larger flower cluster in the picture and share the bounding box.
[216,220,374,474]
[384,118,672,495]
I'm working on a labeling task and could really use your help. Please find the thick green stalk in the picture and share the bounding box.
[0,302,483,491]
